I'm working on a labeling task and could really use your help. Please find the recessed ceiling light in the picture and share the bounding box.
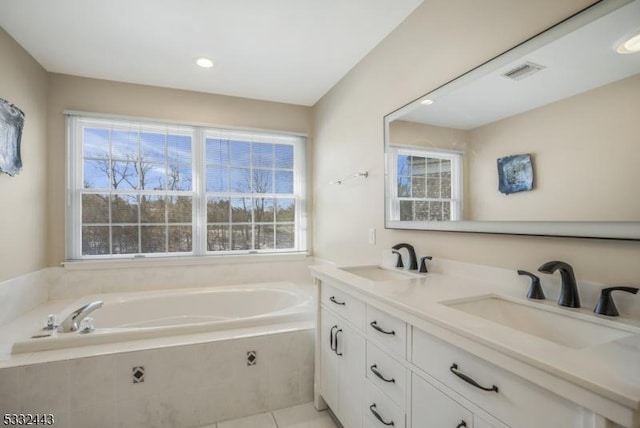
[616,32,640,54]
[195,57,214,68]
[420,99,434,105]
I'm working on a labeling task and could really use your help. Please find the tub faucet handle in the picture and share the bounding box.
[43,314,57,330]
[517,270,545,300]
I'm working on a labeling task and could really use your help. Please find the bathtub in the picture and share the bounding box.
[11,282,313,354]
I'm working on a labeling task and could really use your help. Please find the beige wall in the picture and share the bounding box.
[312,0,640,285]
[468,74,640,221]
[0,28,49,282]
[46,74,313,265]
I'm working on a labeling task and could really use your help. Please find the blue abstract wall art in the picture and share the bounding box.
[497,154,533,195]
[0,98,25,177]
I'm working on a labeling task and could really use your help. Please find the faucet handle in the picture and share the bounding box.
[392,250,404,268]
[594,286,639,317]
[419,256,432,273]
[517,270,545,300]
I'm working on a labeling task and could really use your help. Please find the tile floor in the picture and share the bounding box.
[201,402,339,428]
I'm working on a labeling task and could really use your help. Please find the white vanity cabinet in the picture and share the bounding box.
[314,273,633,428]
[319,283,366,428]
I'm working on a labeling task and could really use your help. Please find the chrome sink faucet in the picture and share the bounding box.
[391,243,418,271]
[538,261,580,308]
[58,300,104,333]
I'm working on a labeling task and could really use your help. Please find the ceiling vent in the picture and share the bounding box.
[502,62,546,81]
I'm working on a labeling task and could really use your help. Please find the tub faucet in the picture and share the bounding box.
[58,300,103,333]
[391,243,418,270]
[537,261,580,308]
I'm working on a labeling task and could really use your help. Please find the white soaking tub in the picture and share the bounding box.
[11,282,313,354]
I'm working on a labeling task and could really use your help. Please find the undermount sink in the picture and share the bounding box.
[443,295,639,349]
[340,265,421,281]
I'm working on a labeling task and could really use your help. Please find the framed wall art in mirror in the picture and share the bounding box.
[384,0,640,240]
[0,97,25,177]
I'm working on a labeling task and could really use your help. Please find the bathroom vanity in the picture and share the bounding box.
[310,263,640,428]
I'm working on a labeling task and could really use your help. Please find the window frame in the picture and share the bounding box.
[66,114,307,260]
[387,146,463,223]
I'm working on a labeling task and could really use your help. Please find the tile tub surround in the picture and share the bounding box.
[51,254,315,299]
[0,328,314,428]
[0,268,53,326]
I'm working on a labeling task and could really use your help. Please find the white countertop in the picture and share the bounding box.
[310,264,640,421]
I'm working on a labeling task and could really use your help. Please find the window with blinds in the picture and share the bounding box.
[67,116,306,259]
[389,147,462,222]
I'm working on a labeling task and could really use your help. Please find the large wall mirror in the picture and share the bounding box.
[384,0,640,239]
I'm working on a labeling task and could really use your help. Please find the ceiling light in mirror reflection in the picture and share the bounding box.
[616,32,640,53]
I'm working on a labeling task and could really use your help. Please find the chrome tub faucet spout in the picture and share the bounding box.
[58,300,104,333]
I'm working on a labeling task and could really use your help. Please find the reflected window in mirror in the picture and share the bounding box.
[388,147,462,222]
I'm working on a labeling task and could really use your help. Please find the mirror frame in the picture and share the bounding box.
[384,0,640,240]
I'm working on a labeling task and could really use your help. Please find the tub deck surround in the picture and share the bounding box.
[7,282,313,354]
[310,263,640,426]
[0,328,316,427]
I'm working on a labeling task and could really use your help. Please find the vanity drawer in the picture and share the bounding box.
[412,372,472,428]
[412,328,583,428]
[366,304,407,357]
[321,282,365,330]
[366,341,407,407]
[364,379,405,428]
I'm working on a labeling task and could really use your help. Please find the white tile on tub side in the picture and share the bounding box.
[273,402,339,428]
[272,329,316,409]
[0,366,20,413]
[69,400,117,428]
[217,412,277,428]
[155,343,203,392]
[115,392,163,428]
[199,336,270,423]
[114,348,163,402]
[157,389,202,428]
[18,360,71,414]
[68,354,117,410]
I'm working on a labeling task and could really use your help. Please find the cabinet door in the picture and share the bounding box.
[320,308,340,412]
[412,373,472,428]
[337,320,365,428]
[474,416,499,428]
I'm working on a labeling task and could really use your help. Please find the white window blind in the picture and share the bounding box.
[67,115,306,259]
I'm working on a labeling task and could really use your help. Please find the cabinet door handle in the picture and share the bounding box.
[329,296,346,306]
[449,363,499,393]
[369,404,394,426]
[334,329,343,356]
[370,320,396,335]
[370,364,395,383]
[330,325,338,351]
[456,421,467,428]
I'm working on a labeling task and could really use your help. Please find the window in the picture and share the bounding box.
[67,116,306,259]
[388,147,462,222]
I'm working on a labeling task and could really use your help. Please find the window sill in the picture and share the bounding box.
[62,252,312,271]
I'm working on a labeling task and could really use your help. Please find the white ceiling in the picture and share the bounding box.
[0,0,423,106]
[398,0,640,130]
